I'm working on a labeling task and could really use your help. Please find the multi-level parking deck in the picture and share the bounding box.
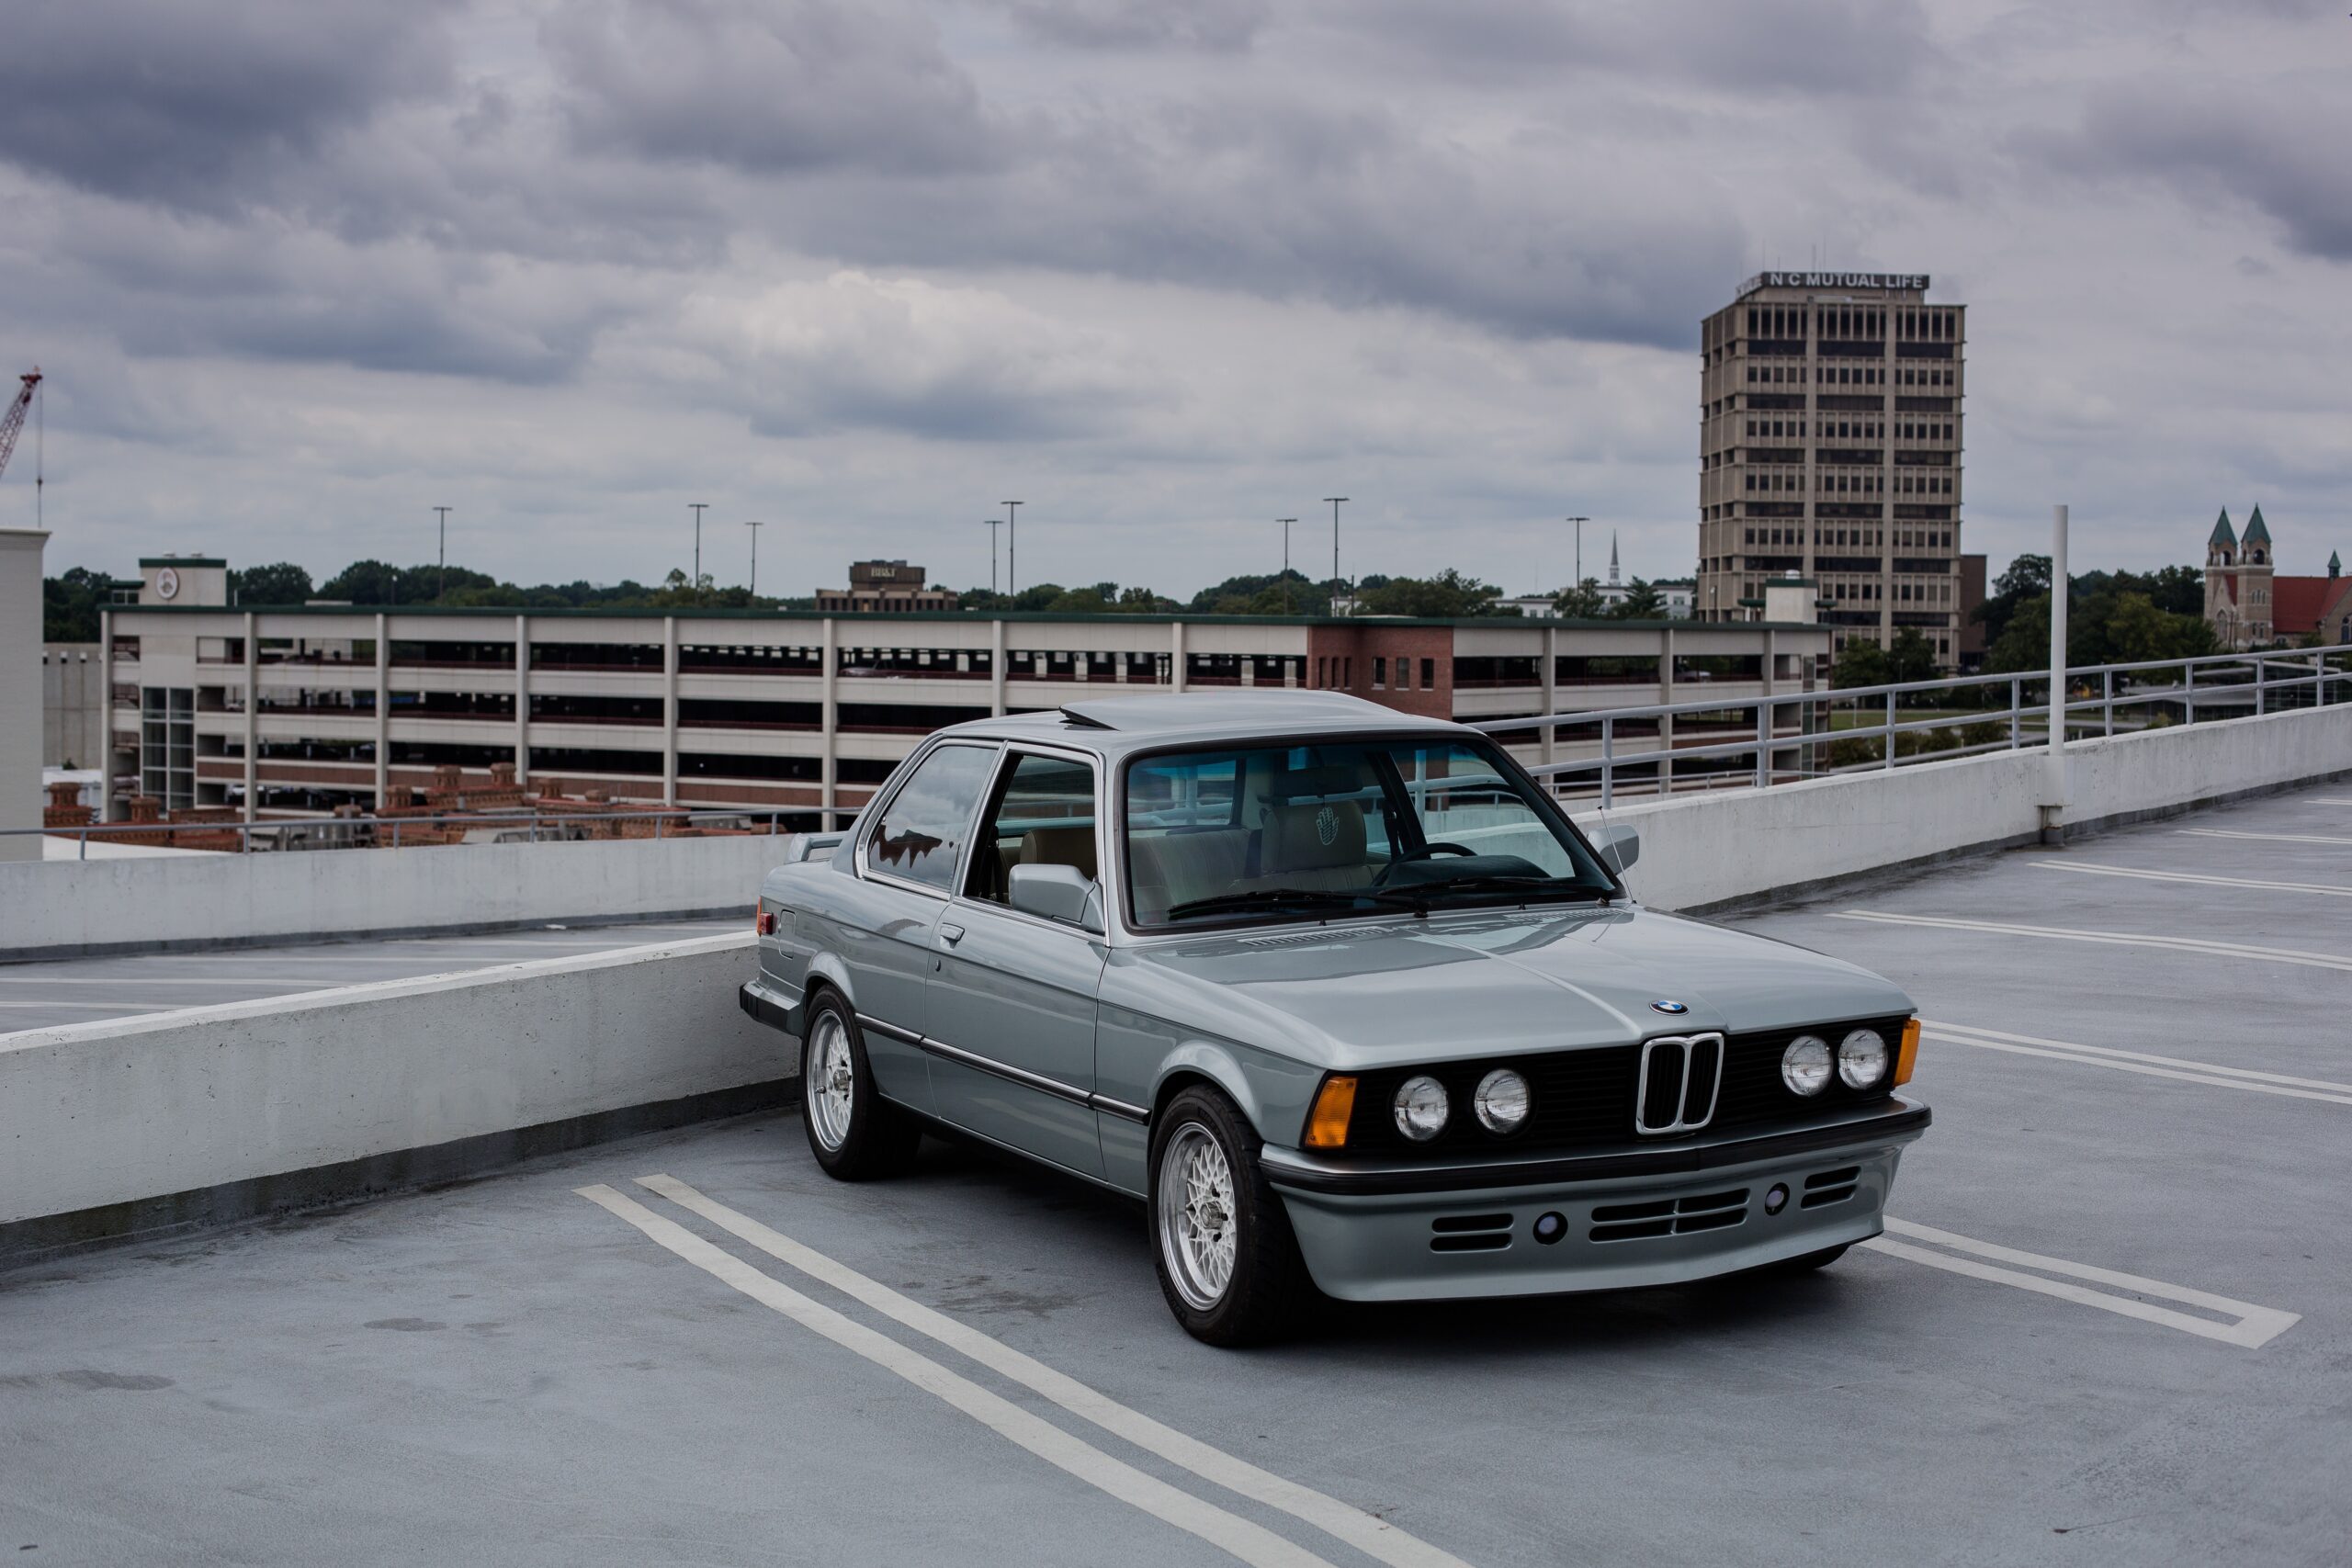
[4,780,2346,1565]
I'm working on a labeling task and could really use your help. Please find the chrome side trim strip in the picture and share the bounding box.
[854,1012,923,1046]
[853,1011,1146,1122]
[917,1033,1093,1108]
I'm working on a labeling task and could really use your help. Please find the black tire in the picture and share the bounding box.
[1771,1243,1849,1274]
[799,990,921,1180]
[1148,1086,1316,1347]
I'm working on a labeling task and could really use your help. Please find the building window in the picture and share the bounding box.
[1421,658,1437,689]
[1373,657,1387,689]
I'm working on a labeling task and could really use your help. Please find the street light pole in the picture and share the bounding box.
[1002,501,1022,598]
[689,503,708,605]
[984,520,1001,596]
[1278,519,1296,615]
[1565,515,1589,595]
[1324,497,1348,615]
[744,520,764,598]
[434,506,451,602]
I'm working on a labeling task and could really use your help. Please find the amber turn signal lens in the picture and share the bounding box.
[1304,1075,1358,1149]
[1894,1017,1921,1086]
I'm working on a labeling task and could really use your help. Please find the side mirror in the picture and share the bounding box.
[1009,863,1104,932]
[1589,824,1640,874]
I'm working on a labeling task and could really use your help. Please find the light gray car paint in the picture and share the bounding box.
[751,696,1928,1301]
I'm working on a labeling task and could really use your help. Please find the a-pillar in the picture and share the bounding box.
[0,527,49,862]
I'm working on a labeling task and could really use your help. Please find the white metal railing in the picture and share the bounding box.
[1476,644,2352,807]
[13,808,814,860]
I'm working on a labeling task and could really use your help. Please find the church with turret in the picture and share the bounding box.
[2204,506,2351,649]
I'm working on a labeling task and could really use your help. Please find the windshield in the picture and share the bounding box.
[1122,736,1617,929]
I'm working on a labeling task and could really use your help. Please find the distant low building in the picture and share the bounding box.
[816,560,959,614]
[1655,579,1696,618]
[2204,507,2350,649]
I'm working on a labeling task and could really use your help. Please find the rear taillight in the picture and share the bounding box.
[755,907,777,936]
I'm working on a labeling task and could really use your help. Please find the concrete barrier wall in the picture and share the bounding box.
[0,832,775,960]
[1587,701,2352,912]
[0,932,787,1256]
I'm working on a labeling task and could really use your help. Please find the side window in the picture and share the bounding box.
[967,751,1099,905]
[865,744,997,892]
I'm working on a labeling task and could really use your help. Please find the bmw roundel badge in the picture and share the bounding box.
[1650,999,1690,1015]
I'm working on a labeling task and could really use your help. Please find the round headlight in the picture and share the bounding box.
[1473,1068,1531,1134]
[1393,1076,1449,1142]
[1838,1028,1889,1089]
[1781,1035,1832,1097]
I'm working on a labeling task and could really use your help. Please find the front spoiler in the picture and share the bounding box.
[1260,1096,1930,1196]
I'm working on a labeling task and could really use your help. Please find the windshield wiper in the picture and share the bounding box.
[1163,886,1428,921]
[1388,873,1611,905]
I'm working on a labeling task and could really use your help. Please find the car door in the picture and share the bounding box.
[842,739,1001,1114]
[925,745,1110,1179]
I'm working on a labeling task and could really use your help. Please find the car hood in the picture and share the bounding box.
[1102,905,1912,1069]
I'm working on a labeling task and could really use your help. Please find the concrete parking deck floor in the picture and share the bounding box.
[4,784,2346,1565]
[0,919,743,1034]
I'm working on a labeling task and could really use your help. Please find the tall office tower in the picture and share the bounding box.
[1695,272,1965,666]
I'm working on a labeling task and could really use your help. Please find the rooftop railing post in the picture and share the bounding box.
[1600,718,1614,809]
[2255,655,2267,716]
[2185,660,2196,726]
[1754,695,1770,789]
[2102,669,2113,737]
[2009,677,2021,750]
[1883,688,1896,770]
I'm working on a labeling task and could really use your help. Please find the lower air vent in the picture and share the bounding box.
[1430,1213,1512,1252]
[1802,1166,1861,1209]
[1589,1188,1750,1243]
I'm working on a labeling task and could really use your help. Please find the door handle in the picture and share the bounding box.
[940,922,966,945]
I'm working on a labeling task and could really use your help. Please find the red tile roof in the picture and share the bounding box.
[2270,576,2352,637]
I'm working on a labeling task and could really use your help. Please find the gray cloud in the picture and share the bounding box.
[544,0,1005,175]
[996,0,1270,52]
[2024,83,2352,263]
[0,0,458,209]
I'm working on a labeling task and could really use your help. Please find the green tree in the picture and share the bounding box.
[42,567,114,641]
[1553,577,1606,618]
[1831,638,1891,689]
[1358,568,1509,618]
[1606,577,1666,619]
[230,561,314,604]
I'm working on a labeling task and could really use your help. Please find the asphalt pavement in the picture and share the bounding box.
[2,783,2345,1566]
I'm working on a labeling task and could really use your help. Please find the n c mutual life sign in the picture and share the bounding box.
[1736,271,1929,297]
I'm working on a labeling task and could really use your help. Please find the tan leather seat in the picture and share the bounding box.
[1018,825,1098,880]
[1128,829,1249,922]
[1231,800,1374,892]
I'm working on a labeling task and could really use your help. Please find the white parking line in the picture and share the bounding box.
[0,999,161,1011]
[2179,828,2352,847]
[577,1184,1340,1568]
[1866,1219,2299,1348]
[2031,861,2352,897]
[638,1175,1471,1568]
[1829,910,2352,974]
[1923,1021,2352,1107]
[0,976,368,987]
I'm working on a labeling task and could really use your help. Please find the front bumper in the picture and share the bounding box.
[1265,1096,1928,1303]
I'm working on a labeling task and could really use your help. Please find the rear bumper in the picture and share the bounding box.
[739,976,803,1038]
[1268,1099,1928,1303]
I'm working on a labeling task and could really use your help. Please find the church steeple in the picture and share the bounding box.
[2243,505,2271,550]
[1608,531,1622,587]
[2331,550,2342,580]
[2208,509,2236,550]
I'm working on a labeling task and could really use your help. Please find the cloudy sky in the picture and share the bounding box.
[4,0,2346,599]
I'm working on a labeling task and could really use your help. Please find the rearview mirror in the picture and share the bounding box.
[1589,823,1640,873]
[1009,863,1105,932]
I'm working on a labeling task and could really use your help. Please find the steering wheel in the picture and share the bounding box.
[1375,841,1475,886]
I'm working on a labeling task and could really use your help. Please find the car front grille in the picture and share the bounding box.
[1339,1014,1908,1157]
[1589,1188,1750,1242]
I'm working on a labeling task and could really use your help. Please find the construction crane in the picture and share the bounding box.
[0,367,40,489]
